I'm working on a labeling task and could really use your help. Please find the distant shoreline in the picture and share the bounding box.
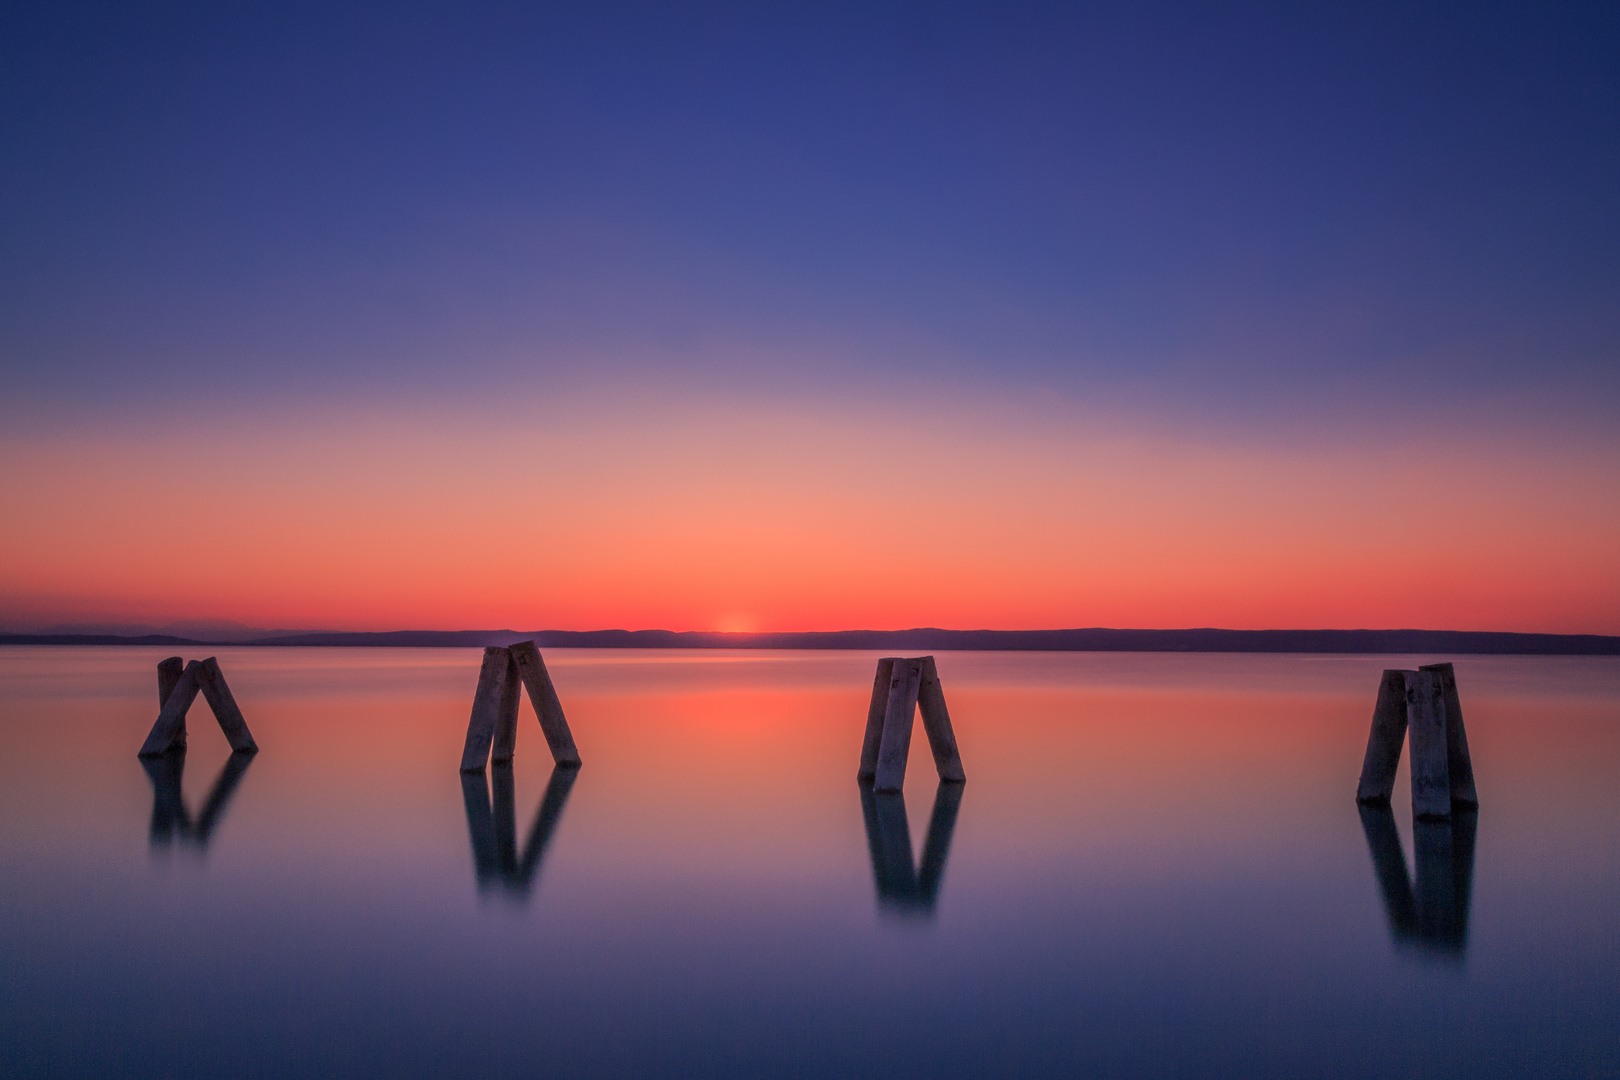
[2,627,1617,655]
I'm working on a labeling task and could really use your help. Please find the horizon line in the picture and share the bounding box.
[3,626,1617,656]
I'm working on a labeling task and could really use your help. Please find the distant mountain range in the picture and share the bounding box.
[1,627,1616,654]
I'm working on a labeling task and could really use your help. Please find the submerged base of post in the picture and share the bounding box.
[858,655,966,792]
[1355,662,1478,819]
[460,641,581,772]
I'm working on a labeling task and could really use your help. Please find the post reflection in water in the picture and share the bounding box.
[1358,803,1478,958]
[858,778,965,919]
[138,749,256,852]
[460,764,580,902]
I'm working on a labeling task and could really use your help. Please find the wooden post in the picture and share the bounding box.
[509,640,581,766]
[1406,670,1452,819]
[857,658,897,782]
[195,656,258,753]
[490,652,522,765]
[157,656,186,754]
[873,658,923,792]
[1419,662,1479,808]
[139,660,203,757]
[1355,669,1409,803]
[916,656,966,782]
[460,647,513,773]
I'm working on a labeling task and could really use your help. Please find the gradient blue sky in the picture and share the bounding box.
[3,2,1618,632]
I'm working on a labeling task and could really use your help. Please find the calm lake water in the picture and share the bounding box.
[2,647,1617,1079]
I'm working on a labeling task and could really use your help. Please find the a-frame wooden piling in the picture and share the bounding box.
[461,641,581,772]
[864,655,966,793]
[1355,663,1478,819]
[140,657,258,757]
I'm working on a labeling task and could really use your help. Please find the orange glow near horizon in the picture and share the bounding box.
[3,392,1618,634]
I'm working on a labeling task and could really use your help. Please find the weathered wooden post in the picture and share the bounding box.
[860,655,966,792]
[460,646,514,772]
[1406,670,1451,818]
[1420,662,1478,808]
[856,658,896,782]
[139,660,203,756]
[509,640,581,766]
[490,652,523,766]
[917,656,967,783]
[196,657,258,753]
[1354,664,1478,818]
[873,658,923,792]
[1354,670,1408,804]
[460,641,581,772]
[157,655,185,718]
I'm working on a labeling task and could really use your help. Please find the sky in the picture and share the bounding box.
[2,0,1617,634]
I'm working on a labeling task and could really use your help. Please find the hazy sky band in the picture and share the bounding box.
[4,394,1616,633]
[2,2,1616,631]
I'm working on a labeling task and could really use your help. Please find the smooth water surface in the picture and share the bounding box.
[2,648,1617,1078]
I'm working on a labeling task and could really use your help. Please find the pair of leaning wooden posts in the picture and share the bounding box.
[459,641,581,772]
[138,656,258,757]
[1356,662,1478,817]
[858,656,966,790]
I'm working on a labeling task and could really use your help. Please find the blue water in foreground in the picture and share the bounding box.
[1,648,1617,1078]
